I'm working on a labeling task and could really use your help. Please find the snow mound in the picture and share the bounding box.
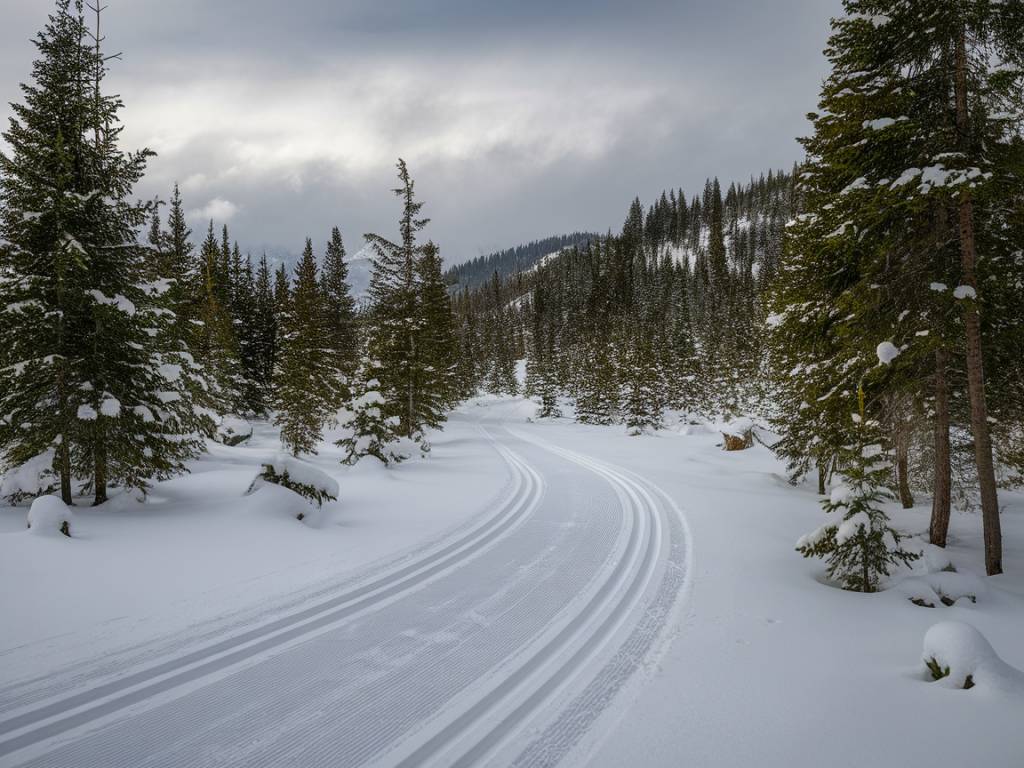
[720,417,754,438]
[216,416,253,446]
[1,451,57,503]
[899,571,987,608]
[27,495,73,537]
[923,621,1024,693]
[246,482,323,527]
[250,454,339,513]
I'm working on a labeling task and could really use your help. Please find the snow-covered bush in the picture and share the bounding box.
[215,415,253,447]
[897,566,986,609]
[1,451,58,504]
[27,495,73,537]
[923,621,1024,694]
[249,454,338,518]
[797,453,918,592]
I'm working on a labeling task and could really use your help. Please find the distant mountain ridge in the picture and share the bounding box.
[443,233,598,293]
[257,232,597,302]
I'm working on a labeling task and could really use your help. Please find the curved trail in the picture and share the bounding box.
[0,420,690,768]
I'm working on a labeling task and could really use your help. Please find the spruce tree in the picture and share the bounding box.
[249,254,277,415]
[195,222,242,413]
[337,358,406,466]
[0,0,204,504]
[320,226,358,402]
[273,239,340,456]
[364,159,454,449]
[797,396,919,593]
[620,328,665,435]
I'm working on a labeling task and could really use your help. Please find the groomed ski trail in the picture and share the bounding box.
[0,420,691,768]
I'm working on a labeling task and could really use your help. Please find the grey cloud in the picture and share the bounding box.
[0,0,842,264]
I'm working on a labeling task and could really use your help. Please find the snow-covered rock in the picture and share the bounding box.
[27,495,73,537]
[719,417,754,451]
[216,416,253,446]
[923,621,1024,693]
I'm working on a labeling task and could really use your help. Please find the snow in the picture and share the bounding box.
[159,363,183,382]
[953,285,977,300]
[256,453,340,501]
[26,495,73,537]
[719,416,753,438]
[923,622,1024,694]
[215,415,253,445]
[876,340,900,364]
[76,404,98,421]
[99,396,121,418]
[2,400,1023,766]
[0,451,55,501]
[133,405,156,423]
[929,282,948,292]
[87,289,136,316]
[862,117,904,130]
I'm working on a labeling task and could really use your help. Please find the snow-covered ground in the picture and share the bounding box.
[1,395,1022,766]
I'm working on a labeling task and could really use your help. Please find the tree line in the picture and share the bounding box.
[0,1,459,507]
[457,0,1023,589]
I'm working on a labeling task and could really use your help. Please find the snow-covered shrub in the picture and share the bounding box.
[1,451,58,504]
[27,495,73,537]
[215,415,253,446]
[249,454,338,518]
[797,456,919,592]
[923,621,1024,693]
[898,567,986,609]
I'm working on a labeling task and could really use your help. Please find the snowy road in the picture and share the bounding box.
[0,422,690,768]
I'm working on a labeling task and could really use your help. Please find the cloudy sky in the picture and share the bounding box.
[0,0,840,265]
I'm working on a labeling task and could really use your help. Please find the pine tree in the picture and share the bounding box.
[416,241,459,417]
[0,0,204,504]
[364,159,453,449]
[575,342,618,425]
[337,357,406,466]
[776,1,1023,576]
[797,397,919,593]
[273,238,340,456]
[320,226,358,402]
[620,328,665,435]
[249,254,277,415]
[195,222,242,413]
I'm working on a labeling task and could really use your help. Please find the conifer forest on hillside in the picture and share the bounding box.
[1,2,1023,767]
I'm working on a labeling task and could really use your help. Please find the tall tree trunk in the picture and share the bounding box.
[930,348,952,547]
[408,332,416,439]
[817,462,827,496]
[954,29,1002,575]
[895,417,914,509]
[58,442,72,505]
[93,421,107,506]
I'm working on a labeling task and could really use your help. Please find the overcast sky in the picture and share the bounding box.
[0,0,840,265]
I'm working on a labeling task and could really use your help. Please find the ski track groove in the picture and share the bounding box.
[0,427,523,713]
[0,430,542,762]
[0,422,692,768]
[398,431,683,768]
